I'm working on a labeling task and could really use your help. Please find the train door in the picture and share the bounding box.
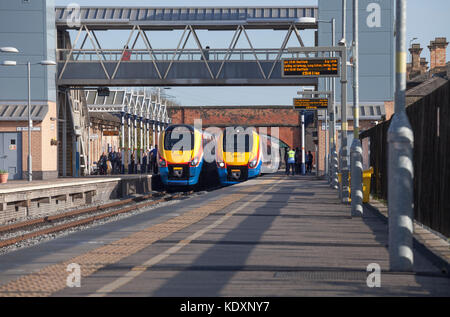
[0,132,23,180]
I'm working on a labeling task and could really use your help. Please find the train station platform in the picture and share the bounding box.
[0,173,449,297]
[0,174,154,224]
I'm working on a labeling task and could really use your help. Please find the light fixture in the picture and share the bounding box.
[1,60,17,66]
[39,60,57,66]
[297,17,317,24]
[0,47,19,53]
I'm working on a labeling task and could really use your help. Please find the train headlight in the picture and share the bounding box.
[249,159,258,169]
[218,161,225,168]
[159,157,167,167]
[190,157,199,167]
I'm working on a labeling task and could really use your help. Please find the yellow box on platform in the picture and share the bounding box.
[338,167,373,203]
[362,167,373,203]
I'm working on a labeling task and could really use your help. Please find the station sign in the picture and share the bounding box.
[16,127,41,132]
[293,98,329,110]
[103,130,119,136]
[282,58,340,77]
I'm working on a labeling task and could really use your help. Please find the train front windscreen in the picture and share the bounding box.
[223,132,253,153]
[164,126,195,152]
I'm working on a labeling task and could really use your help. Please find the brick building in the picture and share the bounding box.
[168,105,302,150]
[168,104,386,173]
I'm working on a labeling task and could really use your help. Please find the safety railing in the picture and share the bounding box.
[57,48,307,63]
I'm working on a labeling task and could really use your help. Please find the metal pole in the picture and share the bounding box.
[27,62,32,182]
[152,122,156,147]
[330,18,339,189]
[134,115,138,173]
[128,114,131,173]
[339,0,350,203]
[146,119,150,151]
[63,93,67,177]
[121,112,125,174]
[316,108,320,176]
[350,0,363,216]
[388,0,414,272]
[87,123,90,175]
[140,117,143,172]
[301,111,306,175]
[325,109,328,178]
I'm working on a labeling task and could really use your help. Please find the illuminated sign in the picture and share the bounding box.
[293,98,329,110]
[282,58,340,77]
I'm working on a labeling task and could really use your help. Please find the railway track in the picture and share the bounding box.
[0,191,193,249]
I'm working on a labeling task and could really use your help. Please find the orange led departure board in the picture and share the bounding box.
[282,58,340,77]
[293,98,329,110]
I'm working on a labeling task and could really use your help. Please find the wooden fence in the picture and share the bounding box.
[360,80,450,237]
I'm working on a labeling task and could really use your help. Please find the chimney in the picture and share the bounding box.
[420,58,428,74]
[409,43,422,72]
[428,37,448,70]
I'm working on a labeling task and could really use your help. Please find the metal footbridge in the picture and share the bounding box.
[55,6,319,87]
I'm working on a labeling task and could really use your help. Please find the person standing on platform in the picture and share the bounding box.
[151,145,159,174]
[142,152,148,174]
[108,151,115,174]
[115,151,122,174]
[295,148,301,175]
[99,152,108,175]
[284,148,289,174]
[286,147,296,176]
[306,151,314,174]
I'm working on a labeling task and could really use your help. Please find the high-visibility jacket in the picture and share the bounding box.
[287,150,296,163]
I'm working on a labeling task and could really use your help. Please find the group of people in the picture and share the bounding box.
[284,148,314,176]
[96,146,159,175]
[97,151,122,175]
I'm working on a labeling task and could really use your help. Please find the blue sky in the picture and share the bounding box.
[55,0,450,106]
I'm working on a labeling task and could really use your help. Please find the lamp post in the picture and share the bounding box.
[339,0,350,204]
[388,0,414,272]
[297,17,337,179]
[350,0,364,217]
[1,56,56,181]
[316,18,337,183]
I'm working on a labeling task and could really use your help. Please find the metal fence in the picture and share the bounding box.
[360,80,450,237]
